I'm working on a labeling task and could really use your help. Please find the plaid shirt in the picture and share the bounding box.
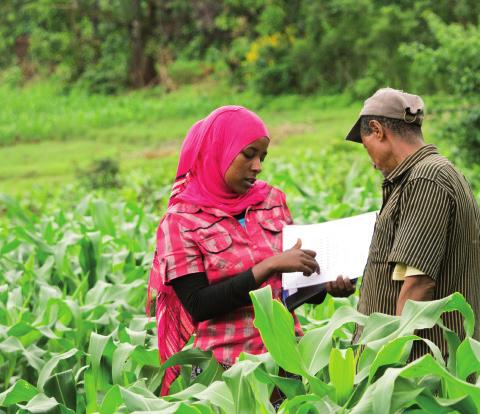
[156,185,302,365]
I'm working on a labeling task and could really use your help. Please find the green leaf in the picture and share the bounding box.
[222,361,268,414]
[131,346,161,368]
[166,383,207,401]
[253,369,305,400]
[441,323,462,375]
[456,337,480,381]
[362,354,480,413]
[15,226,54,255]
[112,342,136,385]
[37,348,79,391]
[191,356,224,387]
[306,374,335,399]
[0,336,24,353]
[43,369,76,411]
[366,335,418,383]
[0,194,31,223]
[99,385,123,414]
[0,380,38,407]
[357,293,474,379]
[80,236,97,288]
[299,305,367,376]
[329,348,354,405]
[415,388,477,414]
[119,386,172,411]
[194,381,234,413]
[16,393,61,413]
[91,199,116,236]
[84,369,98,414]
[160,348,216,373]
[381,293,474,348]
[351,377,423,414]
[88,332,111,380]
[277,394,341,414]
[250,286,307,375]
[7,321,36,337]
[238,352,278,374]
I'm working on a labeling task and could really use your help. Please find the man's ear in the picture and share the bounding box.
[369,120,385,141]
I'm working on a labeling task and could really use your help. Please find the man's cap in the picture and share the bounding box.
[346,88,425,143]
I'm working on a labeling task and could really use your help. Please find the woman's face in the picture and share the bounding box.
[224,137,269,194]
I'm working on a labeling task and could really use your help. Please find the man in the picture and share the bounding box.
[328,87,480,358]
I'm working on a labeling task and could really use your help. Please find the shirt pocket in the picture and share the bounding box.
[198,233,233,253]
[197,233,234,272]
[259,217,284,233]
[368,210,396,263]
[257,215,286,253]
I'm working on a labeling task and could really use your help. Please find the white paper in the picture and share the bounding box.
[282,212,377,289]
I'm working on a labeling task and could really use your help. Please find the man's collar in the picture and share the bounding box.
[384,144,438,184]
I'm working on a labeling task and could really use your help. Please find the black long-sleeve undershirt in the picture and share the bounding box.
[170,269,327,322]
[171,269,258,322]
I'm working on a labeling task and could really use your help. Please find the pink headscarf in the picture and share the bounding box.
[148,106,270,395]
[167,119,203,207]
[174,105,270,213]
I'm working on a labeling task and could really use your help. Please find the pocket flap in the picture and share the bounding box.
[198,233,233,253]
[259,218,285,233]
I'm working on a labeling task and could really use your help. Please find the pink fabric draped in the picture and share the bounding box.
[167,120,202,207]
[147,105,270,395]
[176,105,270,215]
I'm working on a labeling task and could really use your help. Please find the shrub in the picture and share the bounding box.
[403,13,480,162]
[441,106,480,164]
[77,158,121,189]
[167,59,210,85]
[402,12,480,97]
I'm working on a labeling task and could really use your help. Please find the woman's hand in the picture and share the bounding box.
[252,239,320,285]
[270,239,320,275]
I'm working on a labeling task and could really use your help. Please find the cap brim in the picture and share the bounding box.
[345,117,362,143]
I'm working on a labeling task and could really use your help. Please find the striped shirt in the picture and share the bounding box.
[357,144,480,358]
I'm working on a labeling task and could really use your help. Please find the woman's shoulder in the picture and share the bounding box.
[159,202,202,231]
[260,184,288,208]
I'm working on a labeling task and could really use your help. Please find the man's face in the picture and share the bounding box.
[361,125,396,177]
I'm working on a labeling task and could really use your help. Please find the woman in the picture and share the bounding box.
[147,106,321,396]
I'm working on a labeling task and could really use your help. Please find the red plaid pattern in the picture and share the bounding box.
[156,185,302,365]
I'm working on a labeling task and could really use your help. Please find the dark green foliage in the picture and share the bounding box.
[441,108,480,164]
[1,0,479,95]
[404,12,480,97]
[77,158,121,190]
[167,59,209,85]
[404,13,480,162]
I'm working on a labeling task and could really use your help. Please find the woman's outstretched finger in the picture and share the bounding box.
[302,260,318,273]
[302,256,318,270]
[302,249,317,258]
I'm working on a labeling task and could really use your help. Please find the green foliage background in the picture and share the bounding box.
[1,0,480,412]
[1,0,479,96]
